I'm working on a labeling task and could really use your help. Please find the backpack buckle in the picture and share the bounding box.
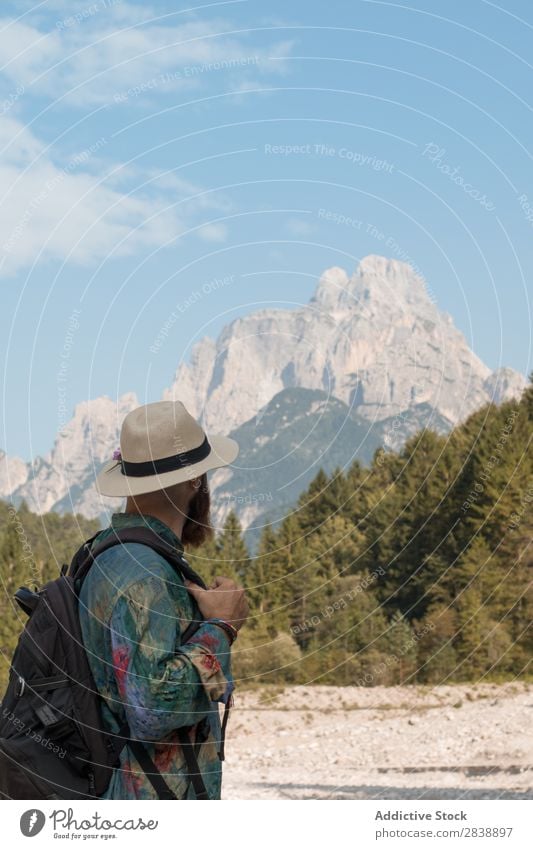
[15,676,26,697]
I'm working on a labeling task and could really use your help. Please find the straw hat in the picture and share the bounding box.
[95,400,239,497]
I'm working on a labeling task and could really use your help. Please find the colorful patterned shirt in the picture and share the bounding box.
[78,512,233,800]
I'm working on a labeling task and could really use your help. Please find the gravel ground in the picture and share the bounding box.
[221,683,533,800]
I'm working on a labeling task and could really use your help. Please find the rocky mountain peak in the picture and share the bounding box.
[309,265,351,314]
[352,254,429,306]
[310,255,432,320]
[357,253,418,280]
[483,367,529,405]
[0,450,29,501]
[0,255,526,525]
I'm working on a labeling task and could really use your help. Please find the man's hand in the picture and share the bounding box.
[185,576,249,631]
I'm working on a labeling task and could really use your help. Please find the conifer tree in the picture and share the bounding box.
[296,468,340,534]
[215,510,250,583]
[415,603,459,683]
[454,587,495,679]
[186,527,219,586]
[246,523,285,629]
[0,520,28,683]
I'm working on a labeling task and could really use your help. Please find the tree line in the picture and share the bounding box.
[0,378,531,690]
[190,377,533,687]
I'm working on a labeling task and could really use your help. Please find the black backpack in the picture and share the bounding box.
[0,526,218,801]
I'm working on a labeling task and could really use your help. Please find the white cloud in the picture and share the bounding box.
[197,222,228,243]
[0,6,294,106]
[0,4,293,273]
[286,216,315,237]
[0,115,232,275]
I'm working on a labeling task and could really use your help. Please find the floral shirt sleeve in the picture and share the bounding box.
[109,574,232,741]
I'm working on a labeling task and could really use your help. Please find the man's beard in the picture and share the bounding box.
[181,473,214,548]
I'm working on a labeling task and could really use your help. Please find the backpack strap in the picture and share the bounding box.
[175,728,209,800]
[111,720,179,801]
[14,586,40,617]
[218,699,232,762]
[71,526,208,590]
[127,739,178,800]
[68,532,102,583]
[72,525,210,800]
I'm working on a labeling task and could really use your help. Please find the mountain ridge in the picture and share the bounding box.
[0,255,526,528]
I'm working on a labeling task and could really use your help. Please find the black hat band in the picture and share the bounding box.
[120,435,211,477]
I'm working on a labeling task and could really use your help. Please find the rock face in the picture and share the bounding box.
[3,393,137,518]
[0,451,29,499]
[208,386,386,545]
[164,255,526,433]
[483,367,528,406]
[0,255,526,527]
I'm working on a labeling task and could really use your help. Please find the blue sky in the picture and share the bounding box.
[1,0,532,459]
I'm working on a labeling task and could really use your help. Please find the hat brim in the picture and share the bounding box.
[94,433,239,497]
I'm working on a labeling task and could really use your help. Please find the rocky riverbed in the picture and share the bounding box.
[221,682,533,800]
